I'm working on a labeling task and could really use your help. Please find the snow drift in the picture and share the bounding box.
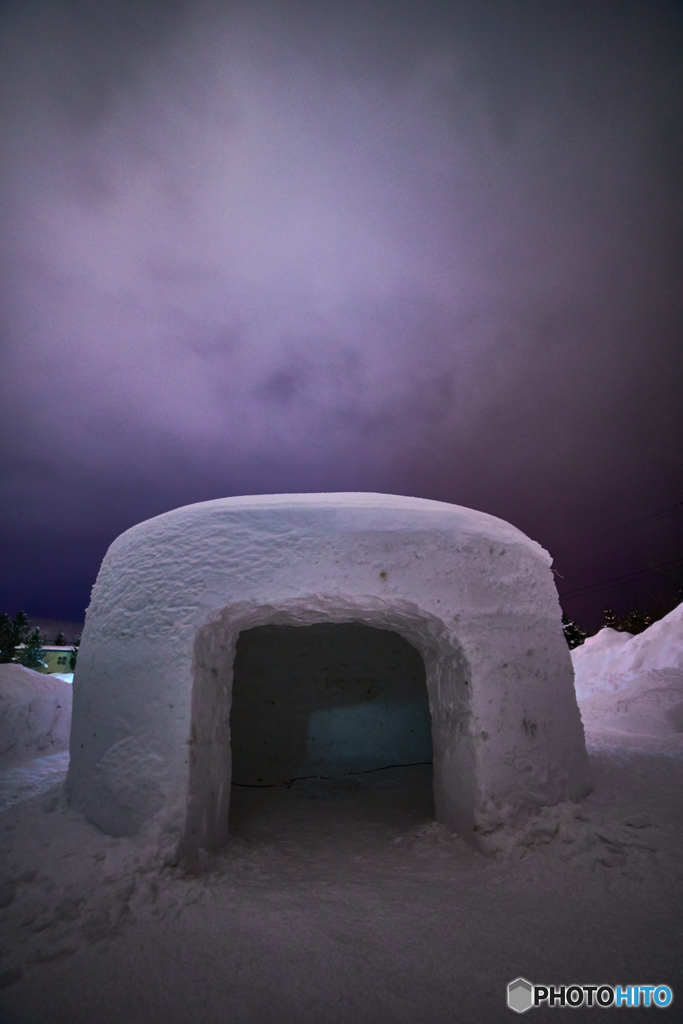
[572,603,683,746]
[0,664,72,762]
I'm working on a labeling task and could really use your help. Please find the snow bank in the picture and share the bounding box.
[571,628,634,698]
[0,750,70,814]
[52,673,74,684]
[608,601,683,676]
[0,665,72,762]
[572,603,683,745]
[573,603,683,701]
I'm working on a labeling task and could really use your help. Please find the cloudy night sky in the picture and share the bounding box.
[1,0,681,631]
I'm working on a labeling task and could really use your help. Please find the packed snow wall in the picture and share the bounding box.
[66,493,590,858]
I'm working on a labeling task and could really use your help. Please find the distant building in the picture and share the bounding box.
[14,645,75,673]
[42,646,76,673]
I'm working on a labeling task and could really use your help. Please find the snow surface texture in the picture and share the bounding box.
[573,602,683,753]
[66,492,589,859]
[0,605,681,1023]
[0,665,72,763]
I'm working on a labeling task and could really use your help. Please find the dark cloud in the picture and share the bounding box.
[1,0,681,626]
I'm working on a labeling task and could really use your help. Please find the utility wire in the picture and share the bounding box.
[559,499,682,570]
[556,499,682,600]
[587,499,682,540]
[561,556,683,599]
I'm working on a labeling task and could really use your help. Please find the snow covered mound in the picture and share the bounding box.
[609,601,683,676]
[68,491,589,854]
[571,628,634,699]
[0,664,73,762]
[572,603,683,743]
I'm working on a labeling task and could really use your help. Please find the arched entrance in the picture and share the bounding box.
[228,622,434,840]
[231,623,432,786]
[183,597,472,857]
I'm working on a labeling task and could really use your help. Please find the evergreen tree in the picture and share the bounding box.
[16,627,46,670]
[601,606,654,635]
[562,613,586,649]
[0,611,30,663]
[0,614,12,663]
[70,635,81,671]
[619,609,654,635]
[55,631,66,646]
[602,608,618,630]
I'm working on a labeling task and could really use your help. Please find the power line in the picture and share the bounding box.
[563,499,683,569]
[592,500,683,538]
[562,556,683,599]
[556,499,682,600]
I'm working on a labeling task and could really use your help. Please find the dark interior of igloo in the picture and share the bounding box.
[228,622,435,834]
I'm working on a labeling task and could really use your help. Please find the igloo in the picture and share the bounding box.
[66,493,590,860]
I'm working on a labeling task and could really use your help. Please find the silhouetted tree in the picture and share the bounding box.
[55,631,66,646]
[0,611,30,663]
[15,628,46,670]
[562,613,586,649]
[601,606,656,635]
[602,608,619,630]
[619,609,654,635]
[70,635,81,671]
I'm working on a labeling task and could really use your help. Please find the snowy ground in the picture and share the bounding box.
[1,608,681,1023]
[51,673,74,685]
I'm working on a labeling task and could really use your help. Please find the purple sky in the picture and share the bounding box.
[1,0,681,630]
